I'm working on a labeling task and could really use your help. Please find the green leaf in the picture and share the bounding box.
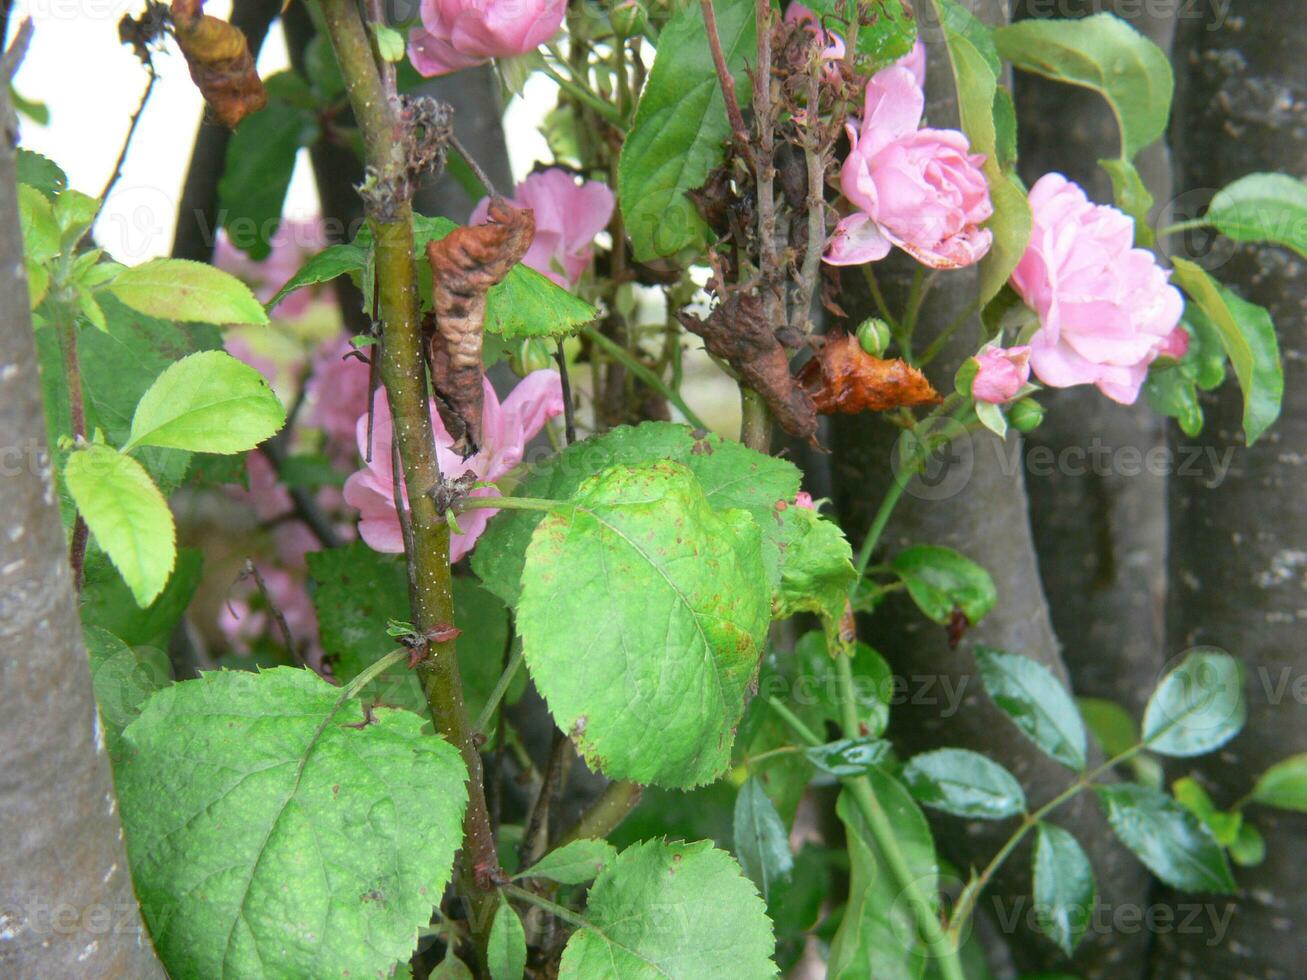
[1099,157,1156,243]
[1172,776,1241,845]
[488,903,527,980]
[1077,697,1138,759]
[829,776,936,980]
[116,668,468,978]
[517,461,770,788]
[219,72,319,261]
[1032,823,1095,956]
[17,183,59,263]
[618,0,755,261]
[84,626,171,763]
[372,23,406,63]
[1250,754,1307,812]
[975,646,1087,771]
[1095,783,1235,893]
[108,258,269,326]
[902,748,1026,819]
[1206,173,1307,258]
[1142,650,1245,757]
[795,633,893,739]
[16,149,67,199]
[733,777,794,900]
[266,243,370,311]
[518,839,617,885]
[805,737,891,778]
[558,839,776,978]
[81,548,204,649]
[65,445,176,607]
[1229,823,1266,867]
[892,544,997,627]
[994,13,1174,159]
[1170,258,1282,445]
[54,188,99,241]
[474,421,799,607]
[804,0,917,65]
[771,505,856,649]
[430,953,475,979]
[124,350,285,454]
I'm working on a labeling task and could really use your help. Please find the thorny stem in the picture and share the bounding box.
[700,0,751,156]
[317,0,501,953]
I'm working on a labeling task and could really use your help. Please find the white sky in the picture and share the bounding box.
[5,2,549,259]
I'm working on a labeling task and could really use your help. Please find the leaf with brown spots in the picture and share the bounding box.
[425,200,535,454]
[798,332,941,414]
[170,0,266,128]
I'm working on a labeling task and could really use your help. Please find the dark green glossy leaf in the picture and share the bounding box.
[892,544,997,627]
[805,737,891,778]
[902,748,1026,819]
[975,646,1087,771]
[1032,823,1095,956]
[733,777,793,899]
[1142,649,1245,757]
[1096,783,1235,893]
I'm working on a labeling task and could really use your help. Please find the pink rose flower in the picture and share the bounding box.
[470,168,614,288]
[1011,174,1186,405]
[408,0,567,78]
[215,217,329,320]
[825,64,992,269]
[972,345,1032,404]
[343,370,564,561]
[306,336,376,464]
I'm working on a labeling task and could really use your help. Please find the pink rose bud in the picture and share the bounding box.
[1156,326,1191,361]
[825,65,993,269]
[1011,174,1186,405]
[972,345,1032,404]
[794,492,816,510]
[470,168,615,288]
[408,0,568,78]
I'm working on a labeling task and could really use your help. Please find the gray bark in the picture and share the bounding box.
[1153,2,1307,976]
[0,85,164,978]
[829,2,1151,974]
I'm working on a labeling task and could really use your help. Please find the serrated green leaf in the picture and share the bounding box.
[1206,173,1307,258]
[488,903,527,980]
[16,149,67,199]
[1032,823,1095,956]
[734,777,793,900]
[1170,257,1282,445]
[995,13,1174,159]
[975,646,1087,771]
[65,445,176,607]
[17,183,59,263]
[518,461,770,788]
[1250,754,1307,812]
[902,748,1026,819]
[117,668,468,978]
[892,544,997,627]
[108,258,269,325]
[474,421,799,607]
[618,0,755,261]
[267,243,370,311]
[1142,650,1245,757]
[124,350,285,454]
[771,505,856,649]
[518,839,617,885]
[805,737,891,778]
[84,626,172,762]
[558,839,776,978]
[1095,783,1235,893]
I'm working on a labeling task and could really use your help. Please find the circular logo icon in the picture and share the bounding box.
[891,416,974,501]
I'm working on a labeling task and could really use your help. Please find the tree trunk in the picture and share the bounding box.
[1153,2,1307,976]
[1012,0,1173,720]
[829,2,1151,974]
[0,88,164,978]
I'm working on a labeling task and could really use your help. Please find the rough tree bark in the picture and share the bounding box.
[1012,0,1173,719]
[1153,2,1307,976]
[829,2,1151,974]
[0,85,164,978]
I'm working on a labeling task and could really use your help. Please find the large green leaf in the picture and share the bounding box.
[266,243,370,311]
[994,13,1173,159]
[901,748,1026,819]
[124,350,285,454]
[1142,650,1245,757]
[1170,258,1282,445]
[733,777,794,900]
[558,839,776,978]
[1206,173,1307,258]
[829,775,936,980]
[517,461,770,788]
[891,544,997,627]
[771,505,856,648]
[975,646,1087,771]
[84,626,171,763]
[1032,822,1095,956]
[1251,754,1307,813]
[116,668,468,978]
[65,445,176,607]
[618,0,755,262]
[1095,783,1235,893]
[473,421,800,606]
[108,258,269,325]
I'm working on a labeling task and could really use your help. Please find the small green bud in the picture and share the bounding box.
[610,0,648,38]
[1009,397,1045,433]
[509,338,554,377]
[856,317,891,358]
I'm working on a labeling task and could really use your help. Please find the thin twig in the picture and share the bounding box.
[450,134,500,199]
[98,67,157,212]
[242,559,307,667]
[700,0,751,158]
[795,58,827,333]
[522,730,571,865]
[551,779,644,850]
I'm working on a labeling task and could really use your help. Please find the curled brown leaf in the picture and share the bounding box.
[170,0,266,127]
[798,331,941,414]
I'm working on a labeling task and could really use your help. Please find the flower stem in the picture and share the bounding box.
[739,386,772,452]
[472,645,524,734]
[583,324,708,430]
[551,779,644,850]
[456,495,561,513]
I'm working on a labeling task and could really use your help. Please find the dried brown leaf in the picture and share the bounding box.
[798,332,941,414]
[171,0,266,128]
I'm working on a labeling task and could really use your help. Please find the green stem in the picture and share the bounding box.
[472,645,524,734]
[502,884,594,933]
[861,266,902,339]
[583,324,708,430]
[853,476,907,584]
[340,647,407,702]
[541,61,623,125]
[918,299,981,368]
[317,0,501,953]
[552,779,644,849]
[1156,219,1210,237]
[739,386,772,452]
[765,696,822,747]
[456,495,561,514]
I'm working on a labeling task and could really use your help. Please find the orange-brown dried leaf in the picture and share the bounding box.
[425,200,535,454]
[171,0,266,127]
[799,332,941,414]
